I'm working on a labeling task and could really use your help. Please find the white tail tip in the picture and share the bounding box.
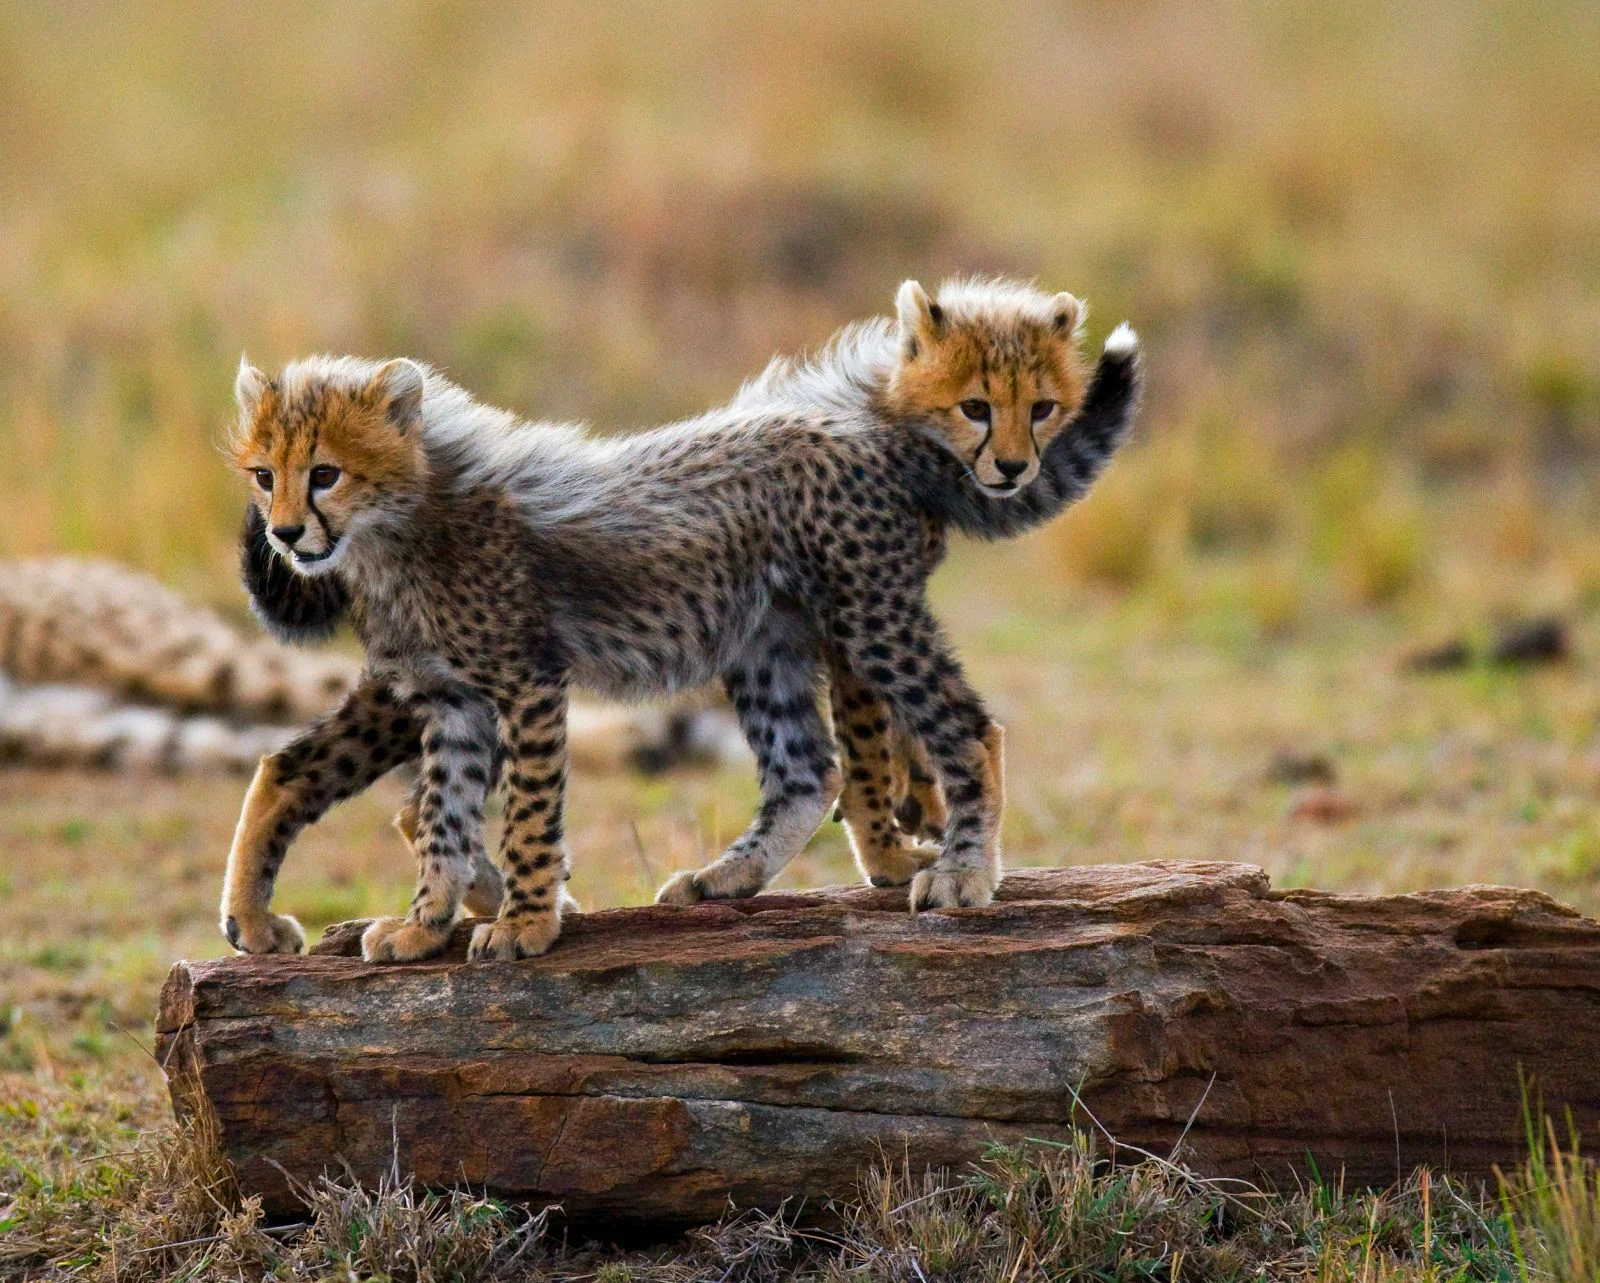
[1104,323,1139,357]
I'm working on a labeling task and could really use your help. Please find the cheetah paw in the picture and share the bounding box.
[655,860,764,905]
[910,866,998,912]
[467,915,560,961]
[361,916,453,963]
[859,839,940,888]
[655,870,706,905]
[223,911,305,955]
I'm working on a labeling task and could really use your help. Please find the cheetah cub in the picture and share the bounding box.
[736,278,1142,893]
[220,279,1140,962]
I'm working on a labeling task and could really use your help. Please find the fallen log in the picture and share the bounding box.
[156,861,1600,1229]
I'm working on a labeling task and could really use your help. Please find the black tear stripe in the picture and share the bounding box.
[306,487,337,558]
[916,341,1143,542]
[239,505,349,644]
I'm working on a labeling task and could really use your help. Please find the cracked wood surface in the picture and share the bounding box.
[155,861,1600,1226]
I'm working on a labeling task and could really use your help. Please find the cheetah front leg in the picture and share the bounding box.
[657,614,839,905]
[827,655,938,887]
[468,677,575,960]
[220,678,422,953]
[363,689,497,962]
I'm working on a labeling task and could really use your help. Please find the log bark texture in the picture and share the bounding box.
[156,861,1600,1227]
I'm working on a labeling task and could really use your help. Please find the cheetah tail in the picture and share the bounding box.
[238,505,350,644]
[940,324,1142,541]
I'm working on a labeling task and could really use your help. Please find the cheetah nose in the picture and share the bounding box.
[271,523,305,546]
[994,459,1028,481]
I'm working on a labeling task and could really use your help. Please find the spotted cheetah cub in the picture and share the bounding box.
[738,278,1141,891]
[221,278,1140,962]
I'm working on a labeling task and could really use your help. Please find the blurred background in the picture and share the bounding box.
[1,0,1598,1082]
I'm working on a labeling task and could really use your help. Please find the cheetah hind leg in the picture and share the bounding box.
[890,727,947,843]
[394,792,521,918]
[658,619,838,905]
[827,661,938,888]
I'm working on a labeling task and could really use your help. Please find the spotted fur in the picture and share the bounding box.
[221,280,1141,961]
[0,555,356,722]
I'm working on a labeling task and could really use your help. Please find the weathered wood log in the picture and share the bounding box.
[156,861,1600,1228]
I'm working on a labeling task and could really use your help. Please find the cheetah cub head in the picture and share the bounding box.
[230,357,428,577]
[884,278,1089,498]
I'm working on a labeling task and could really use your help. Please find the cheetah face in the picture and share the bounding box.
[885,280,1088,499]
[230,358,426,576]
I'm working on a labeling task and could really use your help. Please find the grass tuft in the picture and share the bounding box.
[280,1163,551,1283]
[1498,1100,1600,1283]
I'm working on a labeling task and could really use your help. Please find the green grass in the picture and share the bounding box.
[1502,1109,1600,1283]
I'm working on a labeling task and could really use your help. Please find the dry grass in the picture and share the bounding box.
[1,1083,550,1281]
[12,1097,1595,1281]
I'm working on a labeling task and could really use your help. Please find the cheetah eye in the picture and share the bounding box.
[253,469,274,491]
[309,465,341,489]
[1030,400,1057,423]
[958,399,991,423]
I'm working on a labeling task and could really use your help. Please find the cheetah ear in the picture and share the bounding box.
[368,359,426,433]
[1049,292,1084,338]
[895,280,944,359]
[235,356,270,417]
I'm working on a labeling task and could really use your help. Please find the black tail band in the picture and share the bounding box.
[239,505,350,643]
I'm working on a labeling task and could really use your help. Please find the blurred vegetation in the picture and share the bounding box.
[0,0,1595,619]
[3,8,1600,1266]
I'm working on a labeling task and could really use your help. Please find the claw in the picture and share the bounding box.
[909,866,998,913]
[467,915,560,961]
[222,911,305,954]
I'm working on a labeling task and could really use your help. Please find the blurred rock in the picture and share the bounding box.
[1404,636,1472,672]
[1489,616,1568,667]
[1265,750,1337,786]
[1291,787,1359,824]
[1405,617,1572,673]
